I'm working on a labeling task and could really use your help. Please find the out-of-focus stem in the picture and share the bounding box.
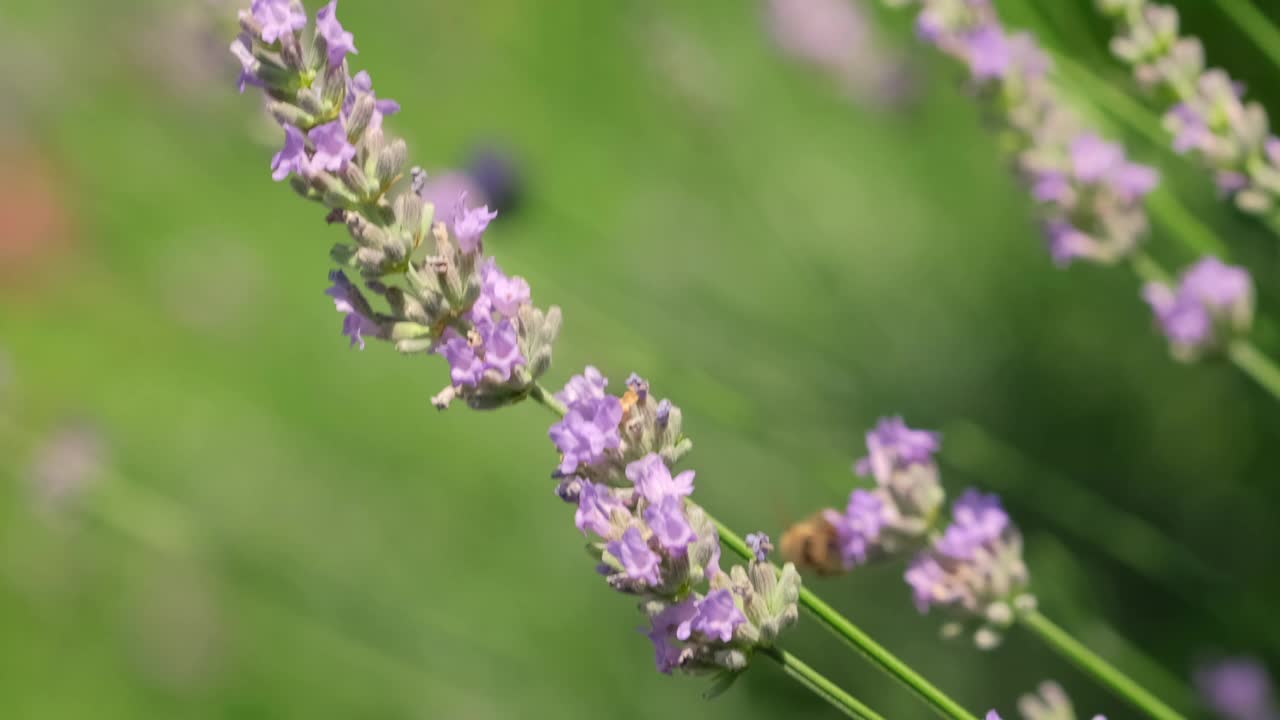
[1020,610,1187,720]
[1216,0,1280,74]
[1228,340,1280,402]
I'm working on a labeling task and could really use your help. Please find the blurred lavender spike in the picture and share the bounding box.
[765,0,918,110]
[883,0,1159,267]
[1099,1,1280,221]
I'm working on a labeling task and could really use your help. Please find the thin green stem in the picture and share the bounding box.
[1020,610,1186,720]
[1228,340,1280,402]
[529,383,979,720]
[760,646,887,720]
[1216,0,1280,73]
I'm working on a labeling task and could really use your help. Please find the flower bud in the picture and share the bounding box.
[376,139,409,189]
[268,101,315,129]
[346,94,376,143]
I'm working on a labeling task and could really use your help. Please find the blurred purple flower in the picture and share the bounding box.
[250,0,306,44]
[438,331,484,387]
[855,416,940,480]
[316,1,357,67]
[453,193,499,254]
[936,489,1008,560]
[965,25,1011,79]
[1195,658,1278,720]
[825,489,885,568]
[480,257,530,317]
[28,421,106,513]
[230,34,262,94]
[557,366,609,407]
[1144,256,1253,358]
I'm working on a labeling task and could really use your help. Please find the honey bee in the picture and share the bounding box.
[780,510,846,576]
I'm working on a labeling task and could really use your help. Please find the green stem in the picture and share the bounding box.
[760,646,888,720]
[1019,610,1186,720]
[529,382,979,720]
[1216,0,1280,74]
[1228,340,1280,402]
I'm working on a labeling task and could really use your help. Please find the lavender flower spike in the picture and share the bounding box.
[1100,1,1280,218]
[889,0,1158,266]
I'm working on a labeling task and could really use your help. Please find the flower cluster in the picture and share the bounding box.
[987,680,1107,720]
[550,370,692,488]
[554,370,801,675]
[1195,658,1279,720]
[232,0,560,410]
[1142,256,1254,361]
[1100,0,1280,217]
[824,417,946,568]
[906,489,1033,648]
[885,0,1158,266]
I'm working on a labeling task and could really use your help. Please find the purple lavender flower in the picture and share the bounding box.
[549,391,623,475]
[855,416,941,480]
[438,331,485,386]
[230,34,262,94]
[315,1,357,67]
[1195,658,1277,720]
[644,496,697,554]
[557,366,608,407]
[271,124,309,181]
[575,479,625,537]
[480,257,531,317]
[627,453,695,503]
[647,599,699,673]
[324,270,379,349]
[965,25,1010,79]
[1069,133,1159,201]
[691,589,746,643]
[607,527,663,586]
[745,532,774,562]
[250,0,307,44]
[626,372,649,400]
[936,489,1008,560]
[1144,256,1253,358]
[986,713,1002,720]
[479,318,525,381]
[308,120,356,173]
[453,193,499,254]
[825,489,885,568]
[655,399,673,427]
[1044,220,1097,268]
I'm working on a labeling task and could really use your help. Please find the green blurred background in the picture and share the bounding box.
[2,0,1279,717]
